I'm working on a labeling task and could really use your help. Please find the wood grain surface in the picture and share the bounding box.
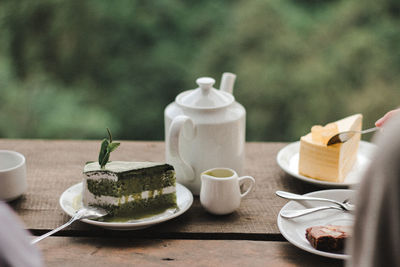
[38,237,343,267]
[0,139,345,266]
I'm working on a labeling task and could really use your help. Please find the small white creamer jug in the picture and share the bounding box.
[200,168,255,215]
[164,73,246,195]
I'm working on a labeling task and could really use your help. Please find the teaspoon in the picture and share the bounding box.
[327,127,379,146]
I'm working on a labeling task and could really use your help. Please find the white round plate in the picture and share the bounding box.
[277,189,355,259]
[59,182,193,230]
[276,141,376,187]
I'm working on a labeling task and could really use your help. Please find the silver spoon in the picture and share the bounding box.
[276,191,355,211]
[327,126,379,146]
[31,207,107,244]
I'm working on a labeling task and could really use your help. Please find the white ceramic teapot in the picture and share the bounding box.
[164,73,246,195]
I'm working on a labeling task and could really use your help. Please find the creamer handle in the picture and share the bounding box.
[167,115,196,182]
[238,176,255,198]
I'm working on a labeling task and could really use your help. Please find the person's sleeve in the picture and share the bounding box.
[0,202,42,267]
[347,113,400,267]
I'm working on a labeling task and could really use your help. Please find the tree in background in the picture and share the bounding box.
[0,0,399,141]
[194,0,400,140]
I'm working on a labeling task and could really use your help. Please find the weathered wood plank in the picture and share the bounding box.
[37,237,344,267]
[1,139,323,235]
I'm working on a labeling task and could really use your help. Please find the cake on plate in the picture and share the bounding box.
[82,161,177,219]
[81,129,177,220]
[298,114,362,182]
[306,225,351,252]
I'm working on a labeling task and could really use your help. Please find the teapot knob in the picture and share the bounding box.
[196,77,215,95]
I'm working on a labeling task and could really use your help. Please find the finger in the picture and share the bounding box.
[375,109,400,127]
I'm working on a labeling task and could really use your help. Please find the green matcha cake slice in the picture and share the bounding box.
[82,161,177,219]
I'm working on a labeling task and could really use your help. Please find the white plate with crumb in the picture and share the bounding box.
[277,189,355,259]
[59,182,193,230]
[276,141,376,187]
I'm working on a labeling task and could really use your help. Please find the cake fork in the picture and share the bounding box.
[326,126,379,146]
[276,191,355,211]
[31,206,107,244]
[280,205,346,218]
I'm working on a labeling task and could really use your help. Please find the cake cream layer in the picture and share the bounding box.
[299,114,362,182]
[84,161,174,180]
[82,185,176,207]
[84,161,172,175]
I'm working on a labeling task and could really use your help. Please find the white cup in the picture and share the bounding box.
[0,150,27,201]
[200,167,255,215]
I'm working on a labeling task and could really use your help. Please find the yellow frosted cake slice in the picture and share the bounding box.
[298,114,362,182]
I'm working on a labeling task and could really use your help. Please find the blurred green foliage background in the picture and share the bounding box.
[1,0,399,141]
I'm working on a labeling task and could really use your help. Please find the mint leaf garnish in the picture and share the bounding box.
[98,139,109,165]
[98,128,120,169]
[108,142,120,152]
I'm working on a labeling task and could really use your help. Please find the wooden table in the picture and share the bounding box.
[1,139,344,266]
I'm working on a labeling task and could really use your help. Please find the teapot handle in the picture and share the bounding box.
[167,115,196,182]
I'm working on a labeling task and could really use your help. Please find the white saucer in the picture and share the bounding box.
[277,189,355,259]
[59,182,193,230]
[276,141,376,187]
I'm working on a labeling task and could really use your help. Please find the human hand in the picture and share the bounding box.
[375,108,400,127]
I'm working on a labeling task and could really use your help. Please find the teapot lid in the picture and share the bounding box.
[176,77,234,109]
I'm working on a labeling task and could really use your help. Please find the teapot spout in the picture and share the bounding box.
[220,72,236,94]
